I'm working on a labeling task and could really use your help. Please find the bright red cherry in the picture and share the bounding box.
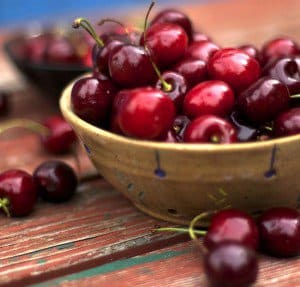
[183,115,237,143]
[261,37,300,65]
[33,160,78,203]
[41,115,77,154]
[274,107,300,137]
[142,22,188,68]
[118,87,176,139]
[238,44,262,64]
[257,207,300,257]
[208,48,261,92]
[150,8,193,41]
[204,209,259,251]
[185,40,220,63]
[204,242,258,287]
[0,170,37,217]
[183,80,235,119]
[238,77,290,124]
[71,75,117,126]
[108,44,157,87]
[173,58,207,88]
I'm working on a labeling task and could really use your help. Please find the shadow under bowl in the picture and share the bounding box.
[60,80,300,226]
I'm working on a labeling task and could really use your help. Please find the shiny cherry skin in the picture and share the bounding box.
[263,56,300,95]
[41,115,77,154]
[261,37,300,65]
[257,207,300,257]
[0,170,37,216]
[173,58,207,88]
[238,44,262,64]
[183,115,237,143]
[185,40,220,63]
[204,209,259,251]
[71,75,117,126]
[150,8,193,41]
[0,91,10,116]
[208,48,261,92]
[238,77,290,124]
[118,87,176,139]
[155,71,187,111]
[33,160,78,203]
[274,107,300,137]
[183,80,235,119]
[108,44,157,87]
[142,23,188,68]
[204,241,258,287]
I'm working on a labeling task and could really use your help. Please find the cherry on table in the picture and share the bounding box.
[33,160,78,203]
[0,170,37,217]
[274,107,300,137]
[185,40,220,63]
[257,207,300,257]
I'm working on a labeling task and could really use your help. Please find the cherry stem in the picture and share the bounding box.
[0,119,49,137]
[155,227,207,236]
[73,18,104,48]
[210,135,221,143]
[290,93,300,99]
[189,211,212,240]
[143,1,172,92]
[0,198,10,217]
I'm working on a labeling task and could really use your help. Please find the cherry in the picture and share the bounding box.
[33,160,78,203]
[173,58,208,88]
[261,37,300,65]
[142,22,188,68]
[0,91,10,117]
[71,75,117,126]
[185,40,220,63]
[238,44,262,64]
[150,8,193,41]
[118,87,176,139]
[41,115,77,154]
[238,77,290,124]
[183,115,237,143]
[274,107,300,137]
[183,80,235,119]
[155,71,187,111]
[204,241,258,287]
[257,207,300,257]
[0,170,37,217]
[208,48,261,92]
[108,44,157,87]
[204,209,259,251]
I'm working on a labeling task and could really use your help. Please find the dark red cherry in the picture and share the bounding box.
[238,44,262,64]
[238,77,290,124]
[261,37,300,65]
[0,170,37,217]
[71,75,117,126]
[173,58,207,88]
[33,160,78,203]
[108,44,157,87]
[208,48,261,92]
[142,23,188,68]
[155,71,187,111]
[185,40,220,63]
[274,107,300,137]
[0,91,10,117]
[183,115,237,143]
[204,241,258,287]
[183,80,235,119]
[204,209,259,251]
[118,87,176,139]
[150,8,193,41]
[257,207,300,257]
[41,115,77,154]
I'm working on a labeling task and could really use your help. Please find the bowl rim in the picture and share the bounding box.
[60,79,300,153]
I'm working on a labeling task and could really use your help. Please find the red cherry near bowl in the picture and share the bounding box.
[274,107,300,137]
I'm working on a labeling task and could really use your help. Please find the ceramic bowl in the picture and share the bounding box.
[60,80,300,225]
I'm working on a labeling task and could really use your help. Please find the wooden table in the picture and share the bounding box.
[0,0,299,286]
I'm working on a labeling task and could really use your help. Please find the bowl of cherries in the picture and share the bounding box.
[60,3,300,225]
[4,28,93,96]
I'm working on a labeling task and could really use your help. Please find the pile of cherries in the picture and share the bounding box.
[0,114,78,216]
[159,206,300,287]
[70,3,300,143]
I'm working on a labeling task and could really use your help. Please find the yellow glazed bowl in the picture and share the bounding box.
[60,81,300,225]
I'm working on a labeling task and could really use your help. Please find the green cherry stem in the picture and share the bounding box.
[290,93,300,99]
[73,18,105,48]
[0,198,10,217]
[189,211,213,240]
[155,227,207,236]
